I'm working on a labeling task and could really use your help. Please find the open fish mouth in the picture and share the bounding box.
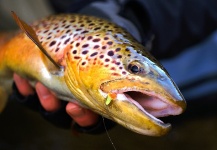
[106,89,182,127]
[99,78,185,136]
[127,90,182,116]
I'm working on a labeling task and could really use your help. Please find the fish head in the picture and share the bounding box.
[63,20,186,136]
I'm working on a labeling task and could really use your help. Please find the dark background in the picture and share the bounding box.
[1,0,217,150]
[1,100,217,150]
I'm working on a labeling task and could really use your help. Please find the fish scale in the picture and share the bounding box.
[0,13,186,136]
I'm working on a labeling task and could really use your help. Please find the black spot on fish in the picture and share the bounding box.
[89,23,95,26]
[66,30,71,33]
[100,55,104,59]
[115,62,120,65]
[94,27,101,31]
[107,41,113,45]
[93,45,100,49]
[90,52,98,57]
[76,28,82,31]
[72,50,77,54]
[61,35,66,39]
[122,71,127,75]
[107,51,114,56]
[65,25,70,29]
[93,38,101,42]
[55,48,59,52]
[82,50,88,55]
[104,37,109,40]
[76,43,80,47]
[81,62,86,65]
[115,48,121,52]
[117,55,122,58]
[49,41,56,47]
[43,30,49,33]
[81,30,89,34]
[64,38,70,45]
[82,44,89,48]
[105,58,110,62]
[87,36,93,40]
[125,48,130,51]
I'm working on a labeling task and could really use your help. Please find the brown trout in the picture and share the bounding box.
[0,12,186,136]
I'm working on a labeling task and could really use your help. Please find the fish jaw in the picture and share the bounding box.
[99,89,172,136]
[99,74,185,136]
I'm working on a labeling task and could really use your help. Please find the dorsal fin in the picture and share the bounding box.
[11,11,63,71]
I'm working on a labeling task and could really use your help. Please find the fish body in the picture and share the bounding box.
[0,13,186,136]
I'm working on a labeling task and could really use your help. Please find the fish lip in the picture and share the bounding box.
[99,87,177,128]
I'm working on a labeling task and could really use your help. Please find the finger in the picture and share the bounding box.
[66,102,99,127]
[35,82,61,112]
[13,74,35,96]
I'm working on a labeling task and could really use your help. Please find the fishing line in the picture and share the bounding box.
[102,116,117,150]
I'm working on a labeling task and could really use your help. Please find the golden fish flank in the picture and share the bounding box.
[0,13,186,136]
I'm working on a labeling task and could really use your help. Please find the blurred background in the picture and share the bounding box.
[1,0,217,150]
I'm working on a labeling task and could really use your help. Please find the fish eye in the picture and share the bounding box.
[128,61,144,74]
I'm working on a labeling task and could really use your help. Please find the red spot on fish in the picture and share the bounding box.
[112,73,120,76]
[111,67,116,70]
[74,56,80,59]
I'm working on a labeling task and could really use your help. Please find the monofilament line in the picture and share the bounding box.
[102,116,117,150]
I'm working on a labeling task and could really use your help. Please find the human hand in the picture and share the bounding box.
[13,73,99,127]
